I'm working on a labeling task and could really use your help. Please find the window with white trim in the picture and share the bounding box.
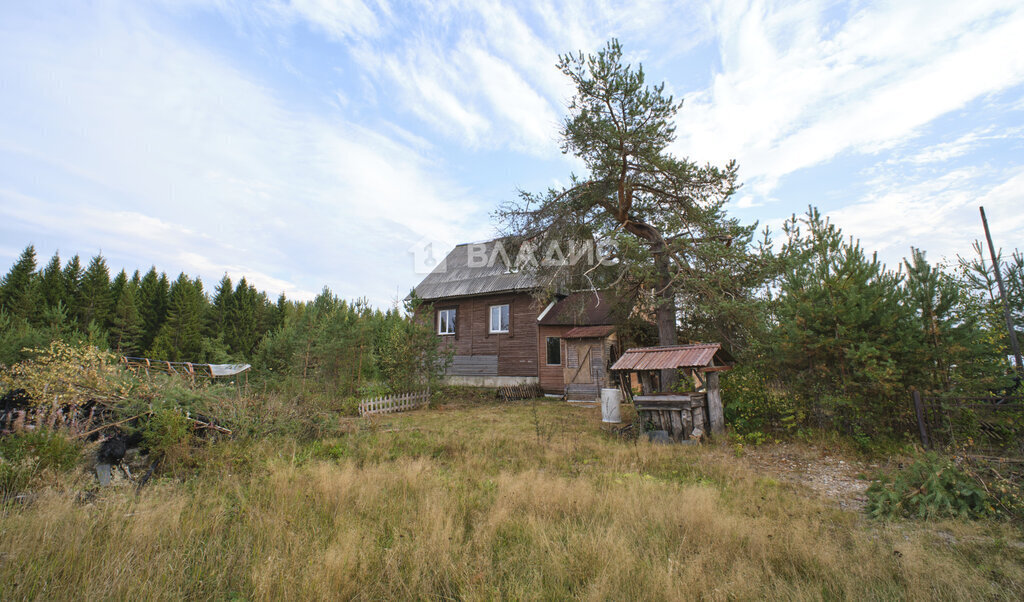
[489,304,510,333]
[438,308,456,335]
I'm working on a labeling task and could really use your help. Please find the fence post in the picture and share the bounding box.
[912,390,930,449]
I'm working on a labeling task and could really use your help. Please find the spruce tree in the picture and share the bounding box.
[150,274,207,361]
[225,277,259,357]
[39,252,67,311]
[110,283,144,356]
[0,245,39,320]
[78,254,112,328]
[61,254,83,322]
[208,275,233,339]
[273,292,288,331]
[138,267,168,353]
[109,269,129,309]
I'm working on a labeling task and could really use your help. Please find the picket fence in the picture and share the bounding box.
[358,390,430,417]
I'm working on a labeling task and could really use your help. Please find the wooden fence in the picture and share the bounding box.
[359,390,430,417]
[913,390,1024,457]
[497,383,543,402]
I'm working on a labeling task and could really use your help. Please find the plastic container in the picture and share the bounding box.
[600,387,622,423]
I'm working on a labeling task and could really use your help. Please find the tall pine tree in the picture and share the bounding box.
[774,208,911,434]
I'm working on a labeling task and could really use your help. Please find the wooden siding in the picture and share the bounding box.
[447,355,498,376]
[537,325,573,394]
[432,292,543,378]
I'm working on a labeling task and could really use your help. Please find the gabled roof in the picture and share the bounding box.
[610,344,733,371]
[413,240,538,301]
[538,290,616,326]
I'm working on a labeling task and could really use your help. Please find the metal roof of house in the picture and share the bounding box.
[413,240,538,301]
[610,344,730,371]
[564,325,616,338]
[538,290,616,326]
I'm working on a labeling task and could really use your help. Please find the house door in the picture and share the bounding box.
[564,340,600,401]
[566,342,592,383]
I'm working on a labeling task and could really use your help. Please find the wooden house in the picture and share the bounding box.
[412,240,620,398]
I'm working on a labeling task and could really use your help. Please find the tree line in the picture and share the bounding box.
[0,246,283,364]
[724,208,1023,440]
[0,247,446,396]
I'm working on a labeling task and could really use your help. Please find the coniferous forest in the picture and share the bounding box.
[0,246,443,398]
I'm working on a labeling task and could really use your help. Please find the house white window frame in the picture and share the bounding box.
[489,304,510,333]
[438,308,456,335]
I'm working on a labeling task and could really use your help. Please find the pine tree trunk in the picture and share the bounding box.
[654,251,678,390]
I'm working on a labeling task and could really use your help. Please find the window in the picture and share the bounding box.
[546,337,561,365]
[489,304,510,333]
[438,308,456,335]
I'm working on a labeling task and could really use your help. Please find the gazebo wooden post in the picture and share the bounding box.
[640,371,654,395]
[706,371,725,435]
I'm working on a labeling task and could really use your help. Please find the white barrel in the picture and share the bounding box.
[600,388,622,423]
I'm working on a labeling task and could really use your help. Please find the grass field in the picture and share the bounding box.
[2,396,1023,600]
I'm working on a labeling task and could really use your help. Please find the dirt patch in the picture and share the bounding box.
[739,444,879,511]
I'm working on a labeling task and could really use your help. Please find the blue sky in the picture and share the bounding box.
[1,0,1023,307]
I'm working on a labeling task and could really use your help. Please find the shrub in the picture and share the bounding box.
[141,408,192,457]
[866,454,994,519]
[0,429,81,498]
[0,341,140,409]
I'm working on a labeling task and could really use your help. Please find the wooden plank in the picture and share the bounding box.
[634,395,692,403]
[706,372,725,436]
[692,404,705,435]
[669,411,684,441]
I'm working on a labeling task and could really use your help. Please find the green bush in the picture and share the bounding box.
[866,454,994,520]
[0,429,81,498]
[141,408,192,456]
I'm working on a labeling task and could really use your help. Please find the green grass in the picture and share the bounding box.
[1,397,1023,600]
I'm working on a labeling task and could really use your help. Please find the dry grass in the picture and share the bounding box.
[2,399,1023,600]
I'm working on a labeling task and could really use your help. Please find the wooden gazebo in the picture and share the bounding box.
[610,344,733,441]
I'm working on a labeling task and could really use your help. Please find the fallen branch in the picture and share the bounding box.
[187,416,232,434]
[72,411,153,439]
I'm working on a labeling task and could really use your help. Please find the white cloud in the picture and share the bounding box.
[826,167,1024,266]
[674,0,1024,194]
[894,127,1022,165]
[273,0,388,40]
[0,2,484,303]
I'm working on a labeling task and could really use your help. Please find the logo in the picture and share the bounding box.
[408,237,451,274]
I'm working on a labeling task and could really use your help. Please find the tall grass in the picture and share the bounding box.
[2,400,1022,600]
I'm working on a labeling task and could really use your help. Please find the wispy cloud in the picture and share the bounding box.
[827,166,1024,265]
[1,0,1022,306]
[0,2,484,303]
[674,0,1024,194]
